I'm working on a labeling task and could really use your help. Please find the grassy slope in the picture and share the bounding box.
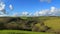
[0,30,53,34]
[44,17,60,31]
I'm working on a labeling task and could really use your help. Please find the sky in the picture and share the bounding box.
[0,0,60,16]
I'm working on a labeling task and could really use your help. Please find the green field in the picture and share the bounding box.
[45,17,60,30]
[0,30,53,34]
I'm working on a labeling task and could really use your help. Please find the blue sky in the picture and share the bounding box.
[0,0,60,16]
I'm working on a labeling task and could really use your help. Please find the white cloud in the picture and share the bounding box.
[0,0,14,16]
[13,12,29,16]
[50,6,56,12]
[0,2,5,10]
[34,9,49,16]
[22,11,29,16]
[34,6,60,16]
[9,4,13,10]
[0,1,6,14]
[39,9,49,15]
[34,11,39,16]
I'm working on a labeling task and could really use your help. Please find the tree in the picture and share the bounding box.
[0,22,4,29]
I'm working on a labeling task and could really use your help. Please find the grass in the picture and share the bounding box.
[44,17,60,31]
[0,30,53,34]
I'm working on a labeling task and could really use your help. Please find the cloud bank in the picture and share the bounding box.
[0,1,6,14]
[34,6,60,16]
[12,6,60,16]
